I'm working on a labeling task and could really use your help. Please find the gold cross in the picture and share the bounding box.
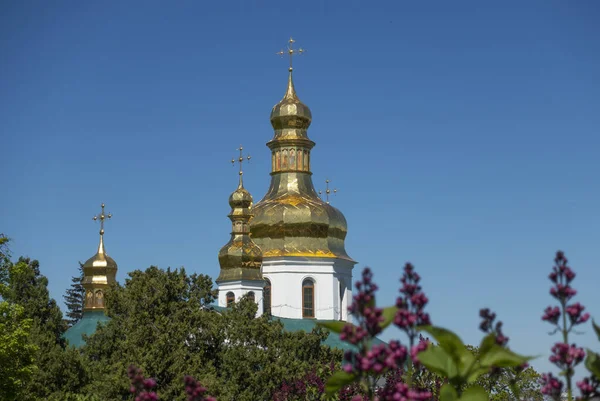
[92,203,112,235]
[319,179,338,204]
[231,145,251,185]
[276,37,305,71]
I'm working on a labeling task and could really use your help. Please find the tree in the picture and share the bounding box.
[0,248,88,400]
[465,345,543,401]
[80,266,343,401]
[63,262,85,326]
[0,301,38,400]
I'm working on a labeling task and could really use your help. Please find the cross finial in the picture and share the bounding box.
[231,145,251,187]
[92,203,112,235]
[319,179,338,204]
[276,37,305,72]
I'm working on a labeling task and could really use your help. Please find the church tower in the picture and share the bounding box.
[216,147,265,316]
[250,38,356,321]
[64,203,115,347]
[81,203,118,311]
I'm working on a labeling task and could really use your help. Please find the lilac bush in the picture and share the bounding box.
[540,251,600,401]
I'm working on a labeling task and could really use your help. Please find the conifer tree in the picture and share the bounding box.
[63,262,85,326]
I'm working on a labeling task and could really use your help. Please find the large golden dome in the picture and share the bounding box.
[250,69,353,262]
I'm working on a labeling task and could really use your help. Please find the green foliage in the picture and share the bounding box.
[80,266,342,401]
[0,243,88,400]
[63,263,85,327]
[0,301,38,400]
[417,325,532,398]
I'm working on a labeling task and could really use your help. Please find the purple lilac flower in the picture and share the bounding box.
[394,263,431,346]
[541,373,564,401]
[127,365,159,401]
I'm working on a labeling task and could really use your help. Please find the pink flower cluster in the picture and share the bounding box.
[349,268,385,337]
[343,341,408,375]
[549,343,585,370]
[184,376,216,401]
[541,251,594,401]
[376,381,433,401]
[478,308,509,346]
[128,365,159,401]
[394,263,430,344]
[541,373,564,399]
[577,377,600,400]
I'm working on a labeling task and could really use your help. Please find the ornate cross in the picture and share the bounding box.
[319,179,337,204]
[276,37,305,71]
[231,145,251,184]
[92,203,112,235]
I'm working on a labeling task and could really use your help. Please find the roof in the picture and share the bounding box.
[63,311,110,348]
[277,317,386,352]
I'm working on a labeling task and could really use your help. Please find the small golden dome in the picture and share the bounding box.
[270,70,312,131]
[229,185,253,209]
[216,182,264,283]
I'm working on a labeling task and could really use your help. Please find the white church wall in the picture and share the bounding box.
[217,279,265,317]
[262,257,354,321]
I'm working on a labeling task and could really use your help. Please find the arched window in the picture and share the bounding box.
[247,291,255,303]
[263,279,271,315]
[226,292,235,307]
[302,278,315,318]
[95,290,104,307]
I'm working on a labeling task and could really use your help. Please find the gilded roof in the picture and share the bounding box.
[217,181,264,283]
[250,68,354,262]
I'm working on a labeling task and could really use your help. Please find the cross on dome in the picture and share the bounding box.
[92,203,112,236]
[319,179,338,204]
[231,145,251,187]
[276,37,305,72]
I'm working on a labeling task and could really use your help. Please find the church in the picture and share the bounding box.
[65,38,364,350]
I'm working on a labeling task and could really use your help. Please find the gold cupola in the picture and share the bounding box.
[249,38,353,261]
[82,203,118,312]
[216,147,263,283]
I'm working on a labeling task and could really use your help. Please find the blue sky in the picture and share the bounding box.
[2,1,599,379]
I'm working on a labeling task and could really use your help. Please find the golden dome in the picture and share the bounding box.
[270,70,312,131]
[217,181,264,282]
[82,203,118,312]
[250,68,354,262]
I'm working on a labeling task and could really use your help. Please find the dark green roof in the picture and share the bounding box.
[63,311,110,348]
[277,317,386,351]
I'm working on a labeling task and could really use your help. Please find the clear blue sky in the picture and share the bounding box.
[2,1,599,380]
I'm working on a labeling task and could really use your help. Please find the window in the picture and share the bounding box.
[263,279,271,315]
[302,278,315,318]
[226,292,235,307]
[247,291,255,303]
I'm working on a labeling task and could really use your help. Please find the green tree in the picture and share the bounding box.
[0,249,88,400]
[465,345,543,401]
[0,301,38,400]
[63,262,85,326]
[81,266,342,401]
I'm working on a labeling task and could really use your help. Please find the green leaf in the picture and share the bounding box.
[418,326,466,360]
[479,345,533,368]
[466,366,490,384]
[317,321,349,335]
[458,385,489,401]
[440,383,459,401]
[584,349,600,380]
[592,319,600,342]
[380,306,398,330]
[418,344,459,379]
[325,370,356,397]
[478,334,496,356]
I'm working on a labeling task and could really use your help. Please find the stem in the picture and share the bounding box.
[561,298,572,401]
